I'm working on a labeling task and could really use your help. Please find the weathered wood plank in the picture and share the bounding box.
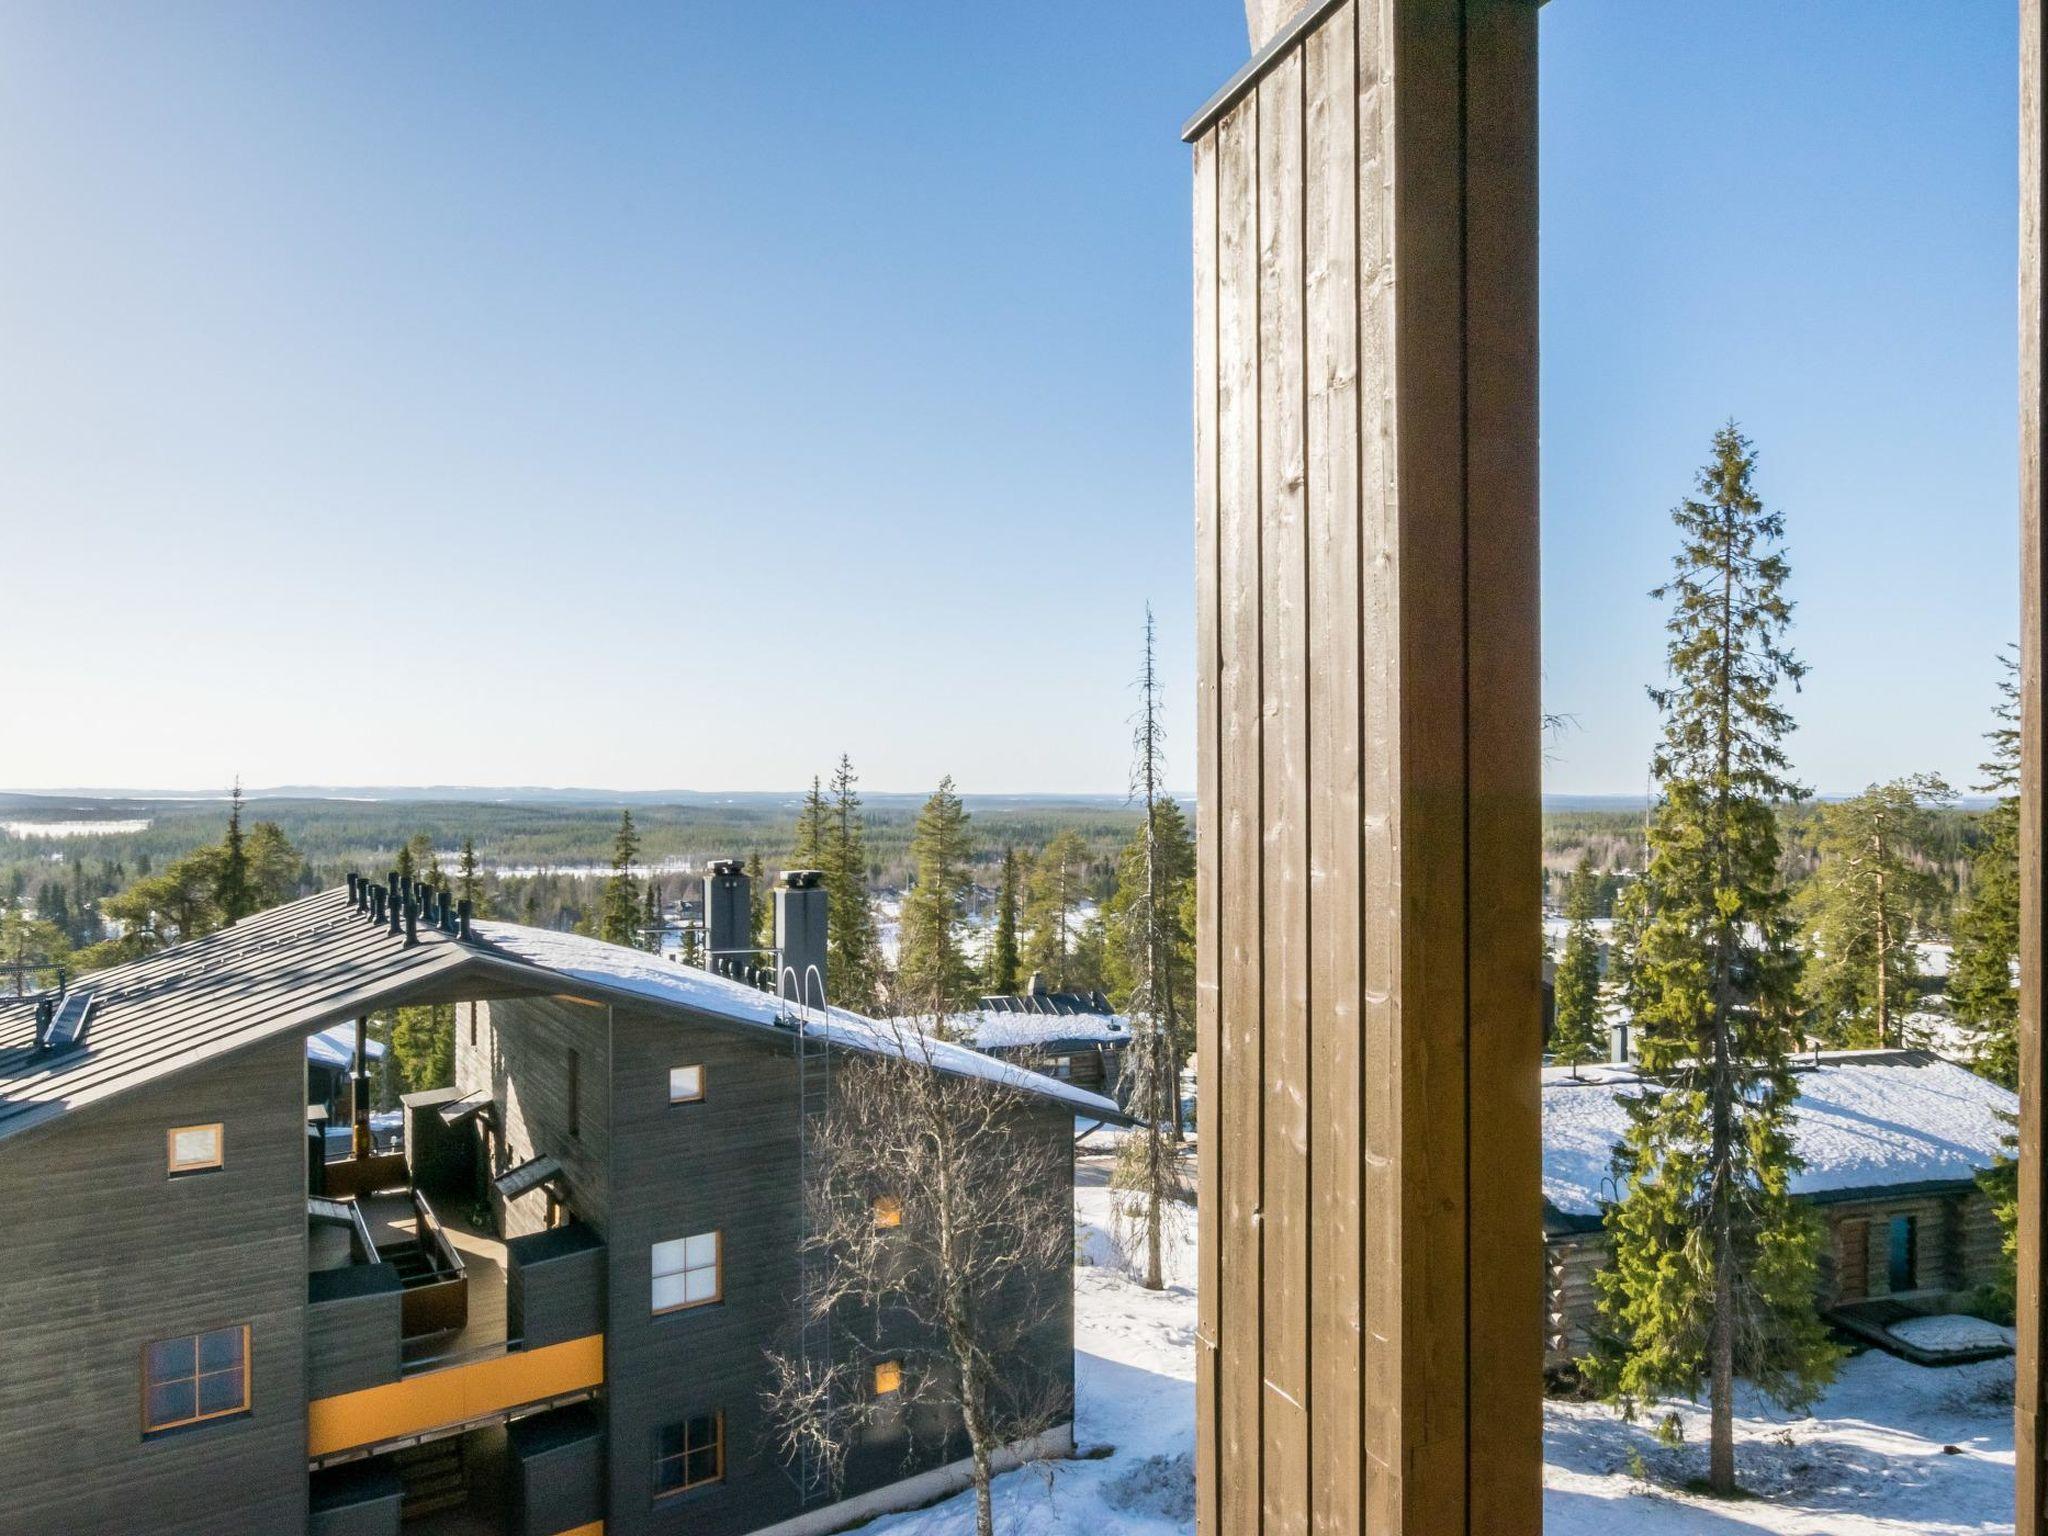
[1386,2,1472,1528]
[1214,87,1266,1536]
[1192,122,1222,1536]
[2022,2,2047,1526]
[1461,0,1544,1528]
[1257,46,1312,1536]
[1303,7,1362,1533]
[1355,1,1401,1524]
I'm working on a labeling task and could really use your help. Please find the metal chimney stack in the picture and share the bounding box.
[775,869,828,1007]
[702,859,750,975]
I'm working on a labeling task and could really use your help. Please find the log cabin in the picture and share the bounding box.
[0,867,1118,1536]
[1542,1051,2019,1374]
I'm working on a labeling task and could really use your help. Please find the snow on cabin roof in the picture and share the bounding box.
[307,1021,386,1069]
[932,1008,1133,1050]
[468,920,1127,1121]
[1542,1050,2017,1221]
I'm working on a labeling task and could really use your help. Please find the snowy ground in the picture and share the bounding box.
[868,1154,2017,1536]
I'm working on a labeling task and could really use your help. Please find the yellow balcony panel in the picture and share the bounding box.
[307,1334,603,1458]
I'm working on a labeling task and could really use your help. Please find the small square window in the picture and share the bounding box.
[142,1324,248,1433]
[1051,1056,1074,1080]
[873,1359,903,1396]
[652,1230,721,1314]
[167,1124,223,1175]
[873,1195,903,1230]
[654,1412,724,1495]
[669,1064,705,1104]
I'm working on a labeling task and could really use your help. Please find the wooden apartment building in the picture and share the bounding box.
[0,869,1117,1536]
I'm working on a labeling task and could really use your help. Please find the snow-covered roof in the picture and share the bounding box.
[930,1008,1132,1050]
[470,921,1126,1122]
[306,1021,387,1070]
[1542,1050,2017,1221]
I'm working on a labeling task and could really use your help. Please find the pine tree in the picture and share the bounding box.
[599,811,643,948]
[824,756,880,1013]
[1020,829,1087,990]
[217,779,251,924]
[245,822,306,909]
[1953,648,2021,1086]
[1797,775,1951,1048]
[1588,424,1837,1496]
[988,848,1022,996]
[1111,605,1191,1285]
[1551,851,1606,1070]
[898,777,974,1014]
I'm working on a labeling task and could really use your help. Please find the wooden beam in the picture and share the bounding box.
[1191,2,1541,1529]
[2020,2,2047,1528]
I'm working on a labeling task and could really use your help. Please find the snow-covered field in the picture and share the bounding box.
[867,1159,2016,1536]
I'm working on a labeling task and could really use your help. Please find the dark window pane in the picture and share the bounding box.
[147,1336,194,1385]
[656,1423,684,1458]
[198,1327,243,1374]
[197,1367,245,1416]
[147,1380,195,1428]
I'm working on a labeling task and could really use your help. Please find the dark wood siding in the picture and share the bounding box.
[1188,3,1542,1529]
[0,1031,310,1535]
[598,1003,1075,1536]
[466,997,612,1240]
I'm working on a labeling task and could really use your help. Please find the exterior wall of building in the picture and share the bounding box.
[464,997,612,1240]
[0,1031,310,1535]
[1544,1187,2008,1373]
[597,1001,1077,1536]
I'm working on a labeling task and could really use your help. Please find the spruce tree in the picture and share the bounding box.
[791,777,829,869]
[1020,829,1087,990]
[1953,648,2021,1086]
[217,779,251,923]
[898,777,974,1014]
[1796,774,1951,1049]
[1589,424,1837,1495]
[1550,851,1606,1071]
[988,848,1022,996]
[599,811,643,948]
[457,836,490,920]
[747,851,772,953]
[824,756,880,1013]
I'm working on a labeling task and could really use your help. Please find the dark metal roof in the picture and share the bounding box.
[0,888,477,1145]
[1,884,1125,1145]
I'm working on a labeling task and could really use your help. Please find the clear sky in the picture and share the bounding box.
[0,3,2020,798]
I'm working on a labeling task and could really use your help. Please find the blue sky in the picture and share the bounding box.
[0,3,2019,797]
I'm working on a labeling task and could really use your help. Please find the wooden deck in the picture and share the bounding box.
[397,1203,508,1369]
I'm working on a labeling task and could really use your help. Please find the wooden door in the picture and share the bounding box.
[1837,1218,1869,1304]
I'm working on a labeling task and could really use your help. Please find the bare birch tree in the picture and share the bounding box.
[764,1008,1073,1536]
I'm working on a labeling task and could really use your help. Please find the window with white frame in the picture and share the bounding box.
[669,1064,705,1104]
[652,1231,721,1313]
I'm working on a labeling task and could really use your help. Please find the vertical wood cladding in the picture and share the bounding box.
[0,1032,310,1535]
[465,997,612,1240]
[1190,3,1542,1529]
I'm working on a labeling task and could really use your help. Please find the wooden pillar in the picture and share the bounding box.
[2020,3,2047,1527]
[1189,2,1541,1530]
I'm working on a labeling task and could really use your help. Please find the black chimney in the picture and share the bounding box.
[774,870,828,1007]
[702,859,750,973]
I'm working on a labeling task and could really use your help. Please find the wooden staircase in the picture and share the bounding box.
[395,1436,467,1521]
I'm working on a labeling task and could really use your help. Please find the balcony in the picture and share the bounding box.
[307,1156,604,1467]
